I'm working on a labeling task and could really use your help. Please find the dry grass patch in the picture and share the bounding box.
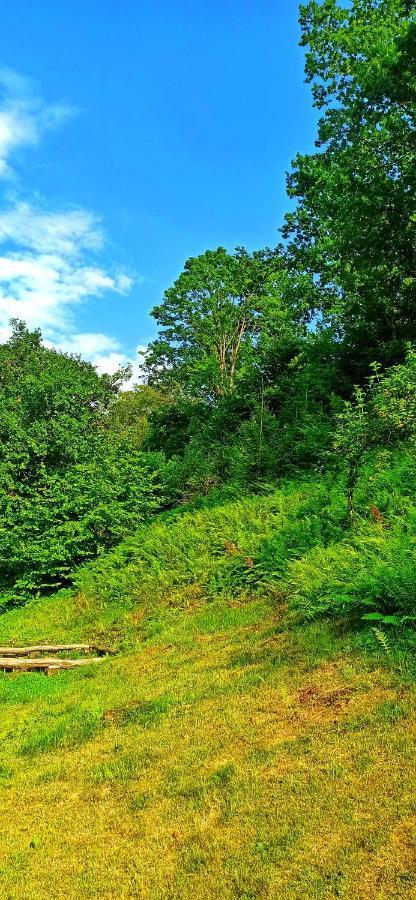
[0,595,415,898]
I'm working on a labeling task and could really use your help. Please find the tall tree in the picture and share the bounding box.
[284,0,416,374]
[144,246,282,401]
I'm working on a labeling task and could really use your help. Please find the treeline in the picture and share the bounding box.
[1,0,416,609]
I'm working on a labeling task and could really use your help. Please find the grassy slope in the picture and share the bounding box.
[0,476,415,899]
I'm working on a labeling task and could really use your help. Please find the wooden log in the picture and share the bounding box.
[0,644,113,658]
[90,645,117,656]
[0,656,104,672]
[46,666,60,677]
[0,644,91,657]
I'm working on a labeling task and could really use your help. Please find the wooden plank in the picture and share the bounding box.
[0,644,112,657]
[0,656,104,672]
[0,644,91,657]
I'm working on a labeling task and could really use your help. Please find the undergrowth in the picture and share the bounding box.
[64,446,416,638]
[2,447,416,653]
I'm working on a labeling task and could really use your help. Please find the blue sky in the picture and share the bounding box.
[0,0,317,380]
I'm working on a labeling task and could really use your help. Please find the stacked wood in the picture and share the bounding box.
[0,656,104,675]
[0,643,114,657]
[0,656,103,674]
[0,642,115,674]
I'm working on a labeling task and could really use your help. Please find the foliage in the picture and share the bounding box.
[105,384,169,449]
[48,451,415,629]
[0,322,158,606]
[285,0,416,374]
[143,246,286,400]
[334,349,416,519]
[285,448,416,623]
[2,0,416,635]
[1,5,416,892]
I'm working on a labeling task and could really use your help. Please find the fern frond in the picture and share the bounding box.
[371,627,391,654]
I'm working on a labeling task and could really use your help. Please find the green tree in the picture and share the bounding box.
[144,246,282,400]
[0,321,158,606]
[334,349,416,520]
[284,0,416,374]
[106,384,169,449]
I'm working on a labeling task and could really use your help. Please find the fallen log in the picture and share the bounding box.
[0,644,113,657]
[0,656,104,673]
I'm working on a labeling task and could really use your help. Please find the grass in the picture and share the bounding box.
[0,599,415,898]
[0,467,415,898]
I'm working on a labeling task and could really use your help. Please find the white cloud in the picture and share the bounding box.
[0,67,143,384]
[0,202,103,254]
[0,199,138,377]
[92,344,147,386]
[48,333,147,387]
[0,66,74,179]
[49,332,121,358]
[0,210,132,335]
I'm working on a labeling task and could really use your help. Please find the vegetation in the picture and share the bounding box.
[2,0,415,624]
[0,486,416,899]
[0,321,158,607]
[1,1,416,896]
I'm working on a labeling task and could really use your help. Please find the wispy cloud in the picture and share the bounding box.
[0,68,144,384]
[0,201,133,335]
[0,66,74,179]
[0,202,103,254]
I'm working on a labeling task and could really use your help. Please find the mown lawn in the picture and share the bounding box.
[0,587,415,899]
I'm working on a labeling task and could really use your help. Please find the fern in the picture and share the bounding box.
[371,627,391,654]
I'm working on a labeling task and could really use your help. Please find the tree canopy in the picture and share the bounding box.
[0,321,157,606]
[284,0,416,374]
[144,246,284,400]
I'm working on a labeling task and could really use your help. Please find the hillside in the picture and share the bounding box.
[1,2,416,897]
[0,473,415,900]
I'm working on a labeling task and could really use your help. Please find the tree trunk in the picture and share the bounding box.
[229,319,246,389]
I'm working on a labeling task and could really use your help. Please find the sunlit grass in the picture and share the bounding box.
[0,479,415,897]
[0,588,414,899]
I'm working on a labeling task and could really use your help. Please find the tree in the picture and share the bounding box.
[284,0,416,375]
[0,322,158,606]
[143,246,282,401]
[334,348,416,521]
[106,384,169,449]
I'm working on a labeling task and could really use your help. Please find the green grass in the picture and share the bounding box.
[0,462,415,898]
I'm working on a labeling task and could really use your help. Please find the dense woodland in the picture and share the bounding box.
[2,0,416,635]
